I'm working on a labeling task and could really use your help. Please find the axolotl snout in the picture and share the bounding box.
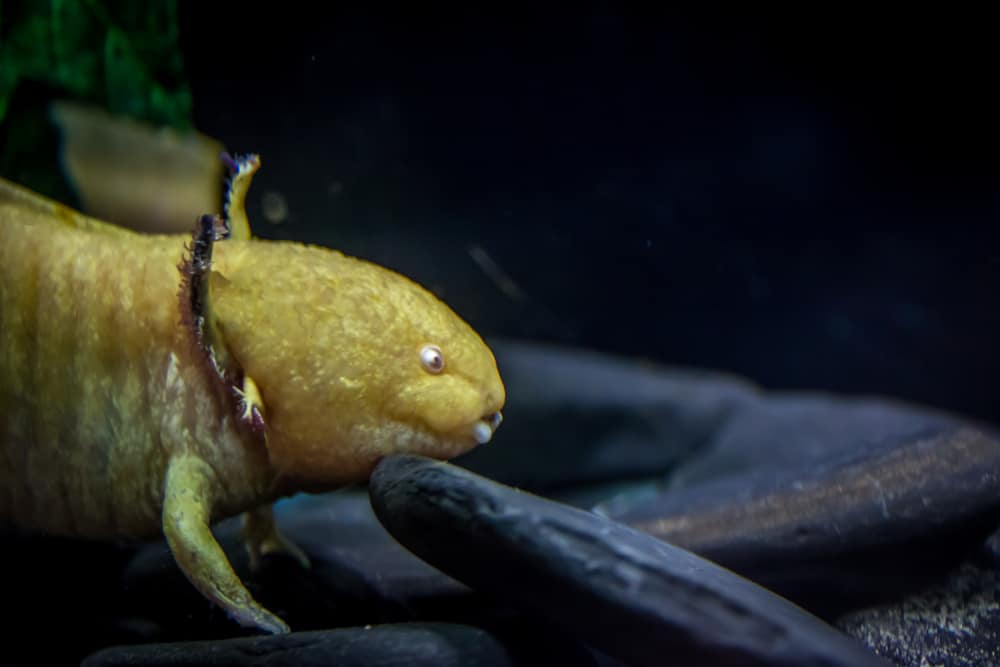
[0,154,504,634]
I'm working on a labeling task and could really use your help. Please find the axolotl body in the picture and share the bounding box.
[0,154,505,634]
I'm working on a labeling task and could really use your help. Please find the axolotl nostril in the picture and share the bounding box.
[0,153,505,634]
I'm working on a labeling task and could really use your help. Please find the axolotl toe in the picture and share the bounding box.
[0,153,505,634]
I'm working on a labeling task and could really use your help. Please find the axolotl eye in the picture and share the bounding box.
[419,344,445,373]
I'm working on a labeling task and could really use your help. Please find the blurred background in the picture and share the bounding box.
[2,4,997,423]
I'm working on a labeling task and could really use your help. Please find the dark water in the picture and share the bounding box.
[2,9,999,666]
[178,6,999,424]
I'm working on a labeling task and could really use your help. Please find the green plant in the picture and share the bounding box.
[0,0,193,197]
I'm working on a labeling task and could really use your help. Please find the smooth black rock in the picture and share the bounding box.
[81,622,594,667]
[455,339,759,492]
[369,454,891,667]
[837,563,1000,667]
[611,427,1000,614]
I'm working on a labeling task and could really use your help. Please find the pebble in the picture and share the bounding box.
[838,563,1000,667]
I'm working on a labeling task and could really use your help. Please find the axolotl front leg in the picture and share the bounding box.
[164,182,307,634]
[162,454,290,634]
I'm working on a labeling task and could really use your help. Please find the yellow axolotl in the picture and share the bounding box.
[0,153,505,634]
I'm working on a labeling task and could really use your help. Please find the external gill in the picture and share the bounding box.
[220,152,260,241]
[179,212,266,438]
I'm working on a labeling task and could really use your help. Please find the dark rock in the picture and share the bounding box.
[611,427,1000,614]
[81,621,595,667]
[665,391,968,489]
[455,339,759,492]
[837,563,1000,667]
[369,454,891,667]
[120,490,475,638]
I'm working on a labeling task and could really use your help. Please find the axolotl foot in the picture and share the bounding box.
[162,454,291,634]
[242,504,312,572]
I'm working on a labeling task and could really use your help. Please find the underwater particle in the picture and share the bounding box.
[328,181,344,196]
[468,244,525,302]
[891,302,926,330]
[260,190,288,224]
[825,312,857,342]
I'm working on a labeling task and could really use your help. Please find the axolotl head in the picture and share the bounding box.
[209,239,505,487]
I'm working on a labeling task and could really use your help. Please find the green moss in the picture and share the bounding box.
[0,0,193,199]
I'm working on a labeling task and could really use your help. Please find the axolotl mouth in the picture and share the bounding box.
[471,411,504,445]
[374,409,505,463]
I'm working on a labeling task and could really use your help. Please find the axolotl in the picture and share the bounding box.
[0,154,505,634]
